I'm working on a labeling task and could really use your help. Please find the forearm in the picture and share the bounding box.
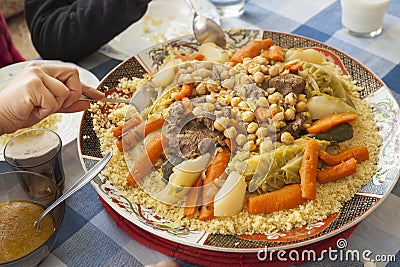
[25,0,151,61]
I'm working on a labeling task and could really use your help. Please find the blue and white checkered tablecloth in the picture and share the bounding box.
[1,0,399,266]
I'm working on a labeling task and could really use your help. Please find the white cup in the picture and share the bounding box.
[341,0,390,37]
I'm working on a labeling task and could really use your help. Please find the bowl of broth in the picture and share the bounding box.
[0,171,65,267]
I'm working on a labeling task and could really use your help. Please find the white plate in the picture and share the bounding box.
[99,0,220,60]
[0,60,99,160]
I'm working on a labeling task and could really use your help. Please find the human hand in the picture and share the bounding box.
[0,61,104,135]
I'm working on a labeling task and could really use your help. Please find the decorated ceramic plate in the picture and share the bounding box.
[0,60,99,161]
[99,0,220,60]
[79,30,400,252]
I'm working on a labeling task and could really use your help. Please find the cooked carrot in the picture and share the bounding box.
[184,176,203,219]
[144,117,165,135]
[174,83,193,101]
[268,45,286,61]
[199,147,231,221]
[299,139,319,200]
[317,158,357,184]
[283,61,302,74]
[112,116,141,138]
[307,113,358,134]
[126,132,164,186]
[117,117,165,152]
[175,53,205,61]
[319,146,369,166]
[230,39,275,65]
[247,184,305,214]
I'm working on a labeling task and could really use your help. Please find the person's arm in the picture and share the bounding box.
[25,0,151,62]
[0,62,104,135]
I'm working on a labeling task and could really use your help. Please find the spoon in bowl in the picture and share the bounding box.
[185,0,226,48]
[35,151,113,231]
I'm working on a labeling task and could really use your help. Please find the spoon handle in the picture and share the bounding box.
[35,151,113,230]
[185,0,198,15]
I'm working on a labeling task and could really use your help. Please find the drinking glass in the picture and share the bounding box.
[4,128,65,190]
[341,0,390,37]
[209,0,245,18]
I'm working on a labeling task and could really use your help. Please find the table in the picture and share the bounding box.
[2,0,400,266]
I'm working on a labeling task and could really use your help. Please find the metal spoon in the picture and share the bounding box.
[35,151,113,231]
[185,0,226,48]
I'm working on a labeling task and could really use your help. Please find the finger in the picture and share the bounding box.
[58,101,90,113]
[82,83,105,100]
[32,62,83,108]
[40,74,71,110]
[26,82,60,120]
[58,84,104,113]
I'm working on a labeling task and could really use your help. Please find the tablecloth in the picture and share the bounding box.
[1,0,399,266]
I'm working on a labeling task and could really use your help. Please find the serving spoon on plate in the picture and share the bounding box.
[35,151,113,231]
[185,0,226,48]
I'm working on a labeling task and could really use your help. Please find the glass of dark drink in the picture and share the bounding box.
[4,128,65,190]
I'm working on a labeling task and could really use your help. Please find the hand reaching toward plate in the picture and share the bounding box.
[0,61,104,135]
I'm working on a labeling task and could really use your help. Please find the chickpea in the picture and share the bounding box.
[206,83,219,92]
[192,106,203,116]
[222,79,235,90]
[238,101,250,110]
[253,55,268,65]
[242,111,255,122]
[205,94,216,103]
[296,101,307,112]
[284,92,297,106]
[247,133,257,141]
[214,118,228,132]
[203,102,215,111]
[255,127,268,138]
[235,134,247,146]
[248,64,261,75]
[269,103,280,115]
[231,96,241,107]
[243,140,256,152]
[284,108,296,121]
[255,137,263,146]
[280,132,294,145]
[253,71,265,84]
[256,97,268,107]
[261,65,269,74]
[273,111,285,122]
[298,94,307,102]
[268,65,281,77]
[268,92,283,104]
[260,139,274,153]
[266,87,275,95]
[247,122,258,134]
[224,126,237,139]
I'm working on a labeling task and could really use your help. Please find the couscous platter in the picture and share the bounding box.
[78,29,400,252]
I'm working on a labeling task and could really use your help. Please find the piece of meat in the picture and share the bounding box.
[175,118,225,159]
[268,73,306,96]
[276,113,309,140]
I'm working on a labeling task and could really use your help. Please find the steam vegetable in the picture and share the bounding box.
[198,42,230,63]
[299,139,319,200]
[184,176,203,218]
[319,146,369,166]
[214,171,246,217]
[317,158,357,183]
[307,94,356,120]
[247,184,305,214]
[126,132,164,186]
[157,153,211,204]
[307,113,358,134]
[199,147,231,221]
[230,39,275,64]
[285,48,324,65]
